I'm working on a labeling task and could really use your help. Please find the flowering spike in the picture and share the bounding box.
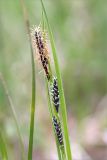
[52,116,63,146]
[51,77,59,112]
[31,26,50,80]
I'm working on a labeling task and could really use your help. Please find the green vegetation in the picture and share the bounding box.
[0,0,107,159]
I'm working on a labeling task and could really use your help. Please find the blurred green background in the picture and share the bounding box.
[0,0,107,159]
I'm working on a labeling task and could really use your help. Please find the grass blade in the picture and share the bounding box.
[0,130,8,160]
[0,73,25,160]
[40,1,72,159]
[20,1,36,160]
[27,38,36,160]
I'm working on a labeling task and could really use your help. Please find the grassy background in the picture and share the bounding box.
[0,0,107,159]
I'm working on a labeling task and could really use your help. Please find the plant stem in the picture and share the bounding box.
[20,1,36,159]
[27,46,36,160]
[0,129,8,160]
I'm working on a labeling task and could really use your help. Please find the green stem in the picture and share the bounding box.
[20,1,36,159]
[27,46,36,160]
[61,145,66,160]
[26,12,36,160]
[0,130,8,160]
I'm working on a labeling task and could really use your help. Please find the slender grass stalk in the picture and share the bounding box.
[0,73,25,160]
[45,78,62,160]
[40,1,72,160]
[20,1,36,160]
[0,130,8,160]
[27,40,36,160]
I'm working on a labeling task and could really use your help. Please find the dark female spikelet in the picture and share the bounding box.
[52,116,63,146]
[51,77,59,112]
[31,27,50,80]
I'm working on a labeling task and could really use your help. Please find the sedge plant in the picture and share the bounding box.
[31,24,66,159]
[40,1,72,160]
[21,0,72,159]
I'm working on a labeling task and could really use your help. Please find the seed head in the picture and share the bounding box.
[31,26,50,80]
[52,116,63,146]
[51,77,59,112]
